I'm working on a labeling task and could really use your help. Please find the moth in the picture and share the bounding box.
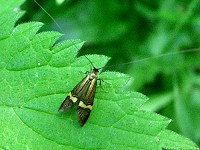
[58,60,101,127]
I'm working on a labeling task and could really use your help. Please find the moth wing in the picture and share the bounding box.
[58,92,77,112]
[58,75,89,112]
[76,106,91,126]
[76,78,97,126]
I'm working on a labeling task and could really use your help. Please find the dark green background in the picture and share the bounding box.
[20,0,200,146]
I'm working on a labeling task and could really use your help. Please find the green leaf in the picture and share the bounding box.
[159,130,198,150]
[0,0,198,149]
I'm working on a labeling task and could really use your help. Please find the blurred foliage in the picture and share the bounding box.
[20,0,200,146]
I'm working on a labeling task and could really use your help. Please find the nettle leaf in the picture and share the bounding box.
[0,0,198,149]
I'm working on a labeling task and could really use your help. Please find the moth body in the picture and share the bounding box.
[58,67,99,126]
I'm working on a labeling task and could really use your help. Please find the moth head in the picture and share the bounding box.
[93,68,99,75]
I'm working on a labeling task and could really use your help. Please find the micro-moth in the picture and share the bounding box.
[58,57,102,126]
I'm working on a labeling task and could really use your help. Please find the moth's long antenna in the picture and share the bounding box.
[103,48,200,69]
[33,1,104,71]
[34,0,81,52]
[84,55,109,70]
[33,0,200,70]
[34,0,65,34]
[84,55,96,68]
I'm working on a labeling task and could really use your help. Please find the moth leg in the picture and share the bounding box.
[78,70,89,75]
[97,78,104,86]
[98,79,112,93]
[84,71,89,74]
